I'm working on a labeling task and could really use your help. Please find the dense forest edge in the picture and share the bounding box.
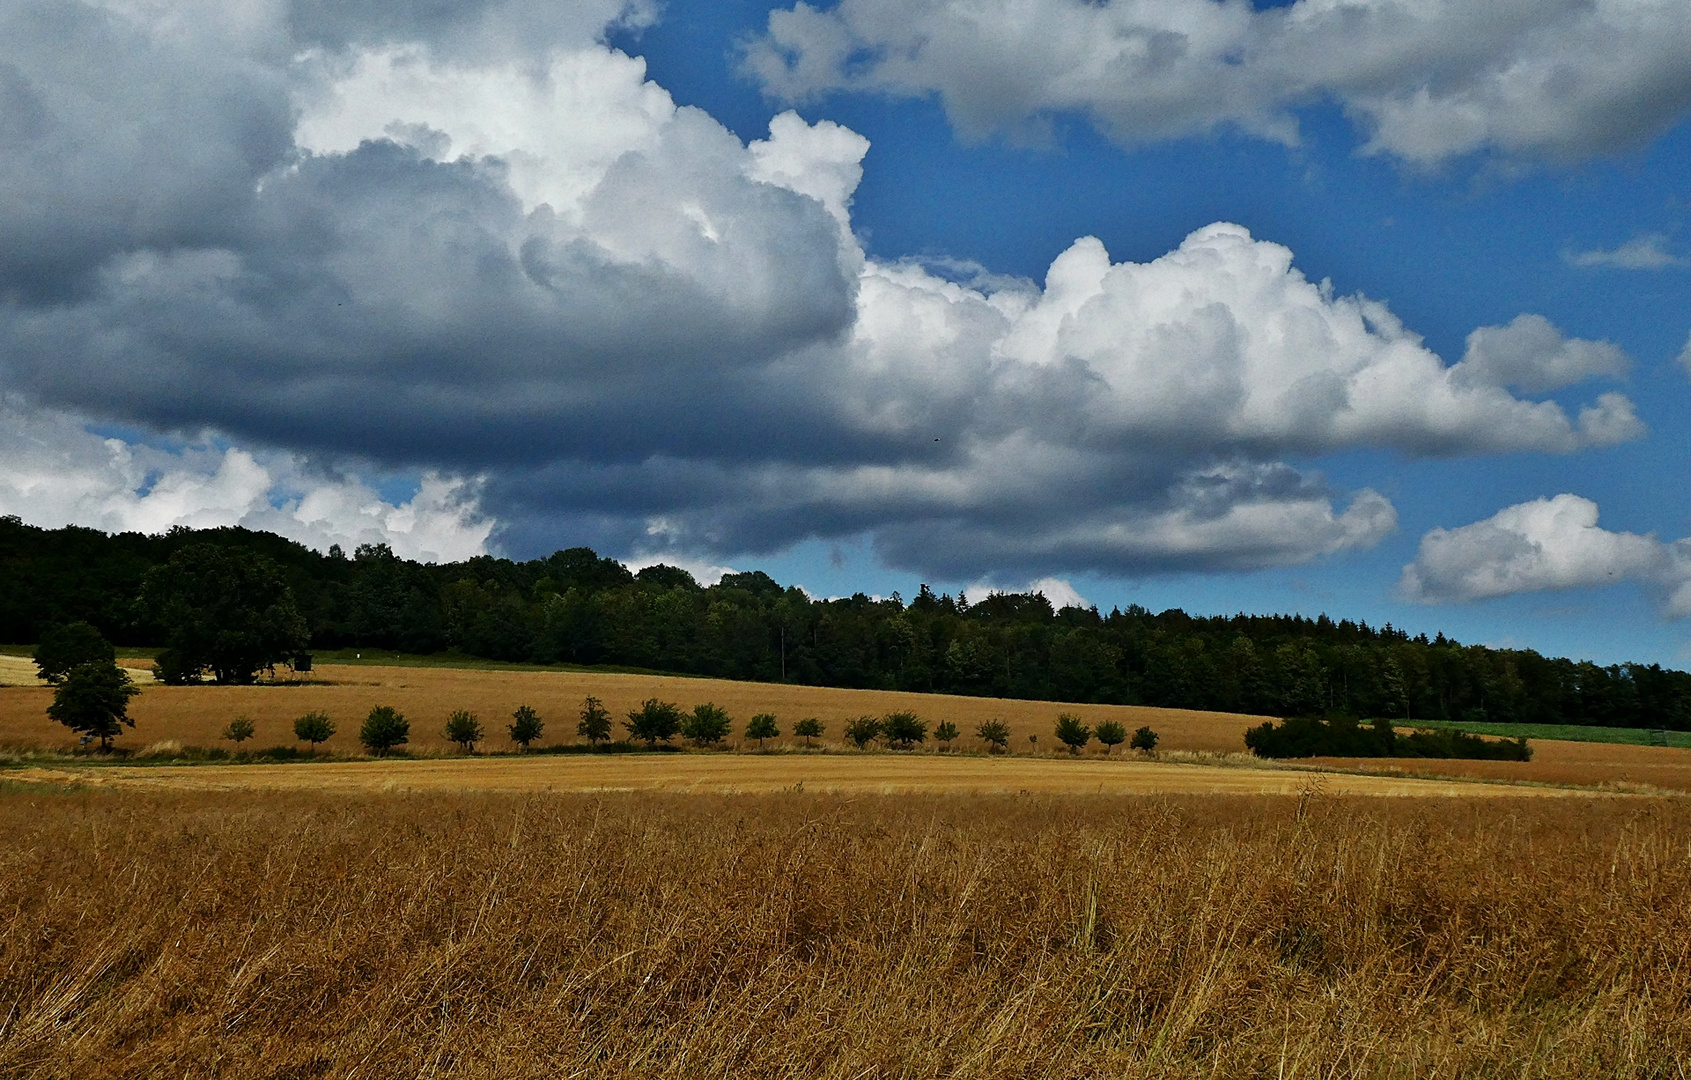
[4,515,1689,731]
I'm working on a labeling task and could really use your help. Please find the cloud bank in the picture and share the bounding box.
[1400,494,1691,618]
[746,0,1691,166]
[0,401,491,562]
[0,0,1648,580]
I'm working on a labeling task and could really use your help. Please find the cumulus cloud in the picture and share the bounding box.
[1399,494,1691,617]
[1452,314,1630,394]
[0,1,1648,583]
[745,0,1691,166]
[0,401,491,563]
[1565,233,1687,270]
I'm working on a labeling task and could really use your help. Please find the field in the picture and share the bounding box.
[1397,716,1691,749]
[0,661,1266,756]
[4,789,1690,1078]
[11,660,1691,795]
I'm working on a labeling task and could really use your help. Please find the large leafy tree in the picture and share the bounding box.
[47,662,140,748]
[33,621,115,684]
[141,543,310,685]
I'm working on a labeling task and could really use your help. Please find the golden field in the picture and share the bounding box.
[4,789,1690,1078]
[4,750,1604,798]
[0,661,1263,755]
[8,660,1691,793]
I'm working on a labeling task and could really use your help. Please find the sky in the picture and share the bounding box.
[2,0,1691,665]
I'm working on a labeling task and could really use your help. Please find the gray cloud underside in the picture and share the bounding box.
[746,0,1691,166]
[0,0,1649,579]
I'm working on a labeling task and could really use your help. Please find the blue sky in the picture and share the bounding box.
[605,1,1691,663]
[3,0,1690,665]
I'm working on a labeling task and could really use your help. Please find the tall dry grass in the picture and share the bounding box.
[3,790,1690,1077]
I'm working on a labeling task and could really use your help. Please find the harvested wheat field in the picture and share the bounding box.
[4,788,1691,1078]
[1314,740,1691,792]
[1,750,1601,798]
[0,662,1262,754]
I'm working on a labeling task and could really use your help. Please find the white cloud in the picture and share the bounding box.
[1399,494,1691,617]
[0,401,491,563]
[746,0,1691,166]
[1678,330,1691,375]
[1452,313,1631,393]
[0,2,1649,583]
[1565,233,1687,270]
[966,576,1089,609]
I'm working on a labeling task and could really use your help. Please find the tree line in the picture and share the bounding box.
[5,515,1689,730]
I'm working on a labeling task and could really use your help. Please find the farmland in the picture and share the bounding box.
[4,789,1690,1077]
[11,660,1691,794]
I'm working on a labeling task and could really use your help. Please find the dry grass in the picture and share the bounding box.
[0,752,1604,798]
[3,789,1690,1078]
[9,662,1691,792]
[0,663,1260,755]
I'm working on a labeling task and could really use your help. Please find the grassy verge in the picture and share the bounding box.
[1392,717,1691,748]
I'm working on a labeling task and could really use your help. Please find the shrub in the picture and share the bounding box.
[745,713,780,748]
[222,716,256,744]
[359,706,409,756]
[509,705,544,750]
[293,711,335,750]
[444,710,483,752]
[625,699,683,747]
[47,662,140,749]
[1055,714,1092,753]
[976,719,1010,753]
[1243,714,1530,761]
[576,696,612,744]
[1131,726,1159,754]
[881,711,926,749]
[843,715,882,749]
[1094,720,1127,753]
[33,622,114,684]
[934,721,959,749]
[683,703,734,747]
[794,717,824,747]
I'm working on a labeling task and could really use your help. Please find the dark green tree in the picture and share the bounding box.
[625,699,683,746]
[975,718,1010,753]
[509,705,544,750]
[843,715,882,749]
[47,661,140,749]
[444,709,483,752]
[1094,719,1127,754]
[33,622,115,684]
[576,696,612,744]
[683,702,734,747]
[794,716,823,747]
[1130,726,1159,754]
[359,705,409,756]
[293,711,335,750]
[881,710,926,749]
[141,544,309,685]
[222,716,256,744]
[934,720,959,749]
[745,712,780,748]
[1054,713,1092,753]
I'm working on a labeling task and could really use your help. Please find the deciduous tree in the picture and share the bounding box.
[444,710,483,752]
[293,711,335,750]
[1055,714,1091,753]
[577,696,612,744]
[509,705,544,750]
[47,661,139,749]
[360,705,409,756]
[745,712,779,748]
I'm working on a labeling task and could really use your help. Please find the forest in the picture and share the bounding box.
[3,514,1688,730]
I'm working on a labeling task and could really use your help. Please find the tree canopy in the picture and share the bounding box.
[140,542,309,684]
[6,517,1691,732]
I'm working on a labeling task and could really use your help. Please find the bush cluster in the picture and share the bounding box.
[1245,714,1532,760]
